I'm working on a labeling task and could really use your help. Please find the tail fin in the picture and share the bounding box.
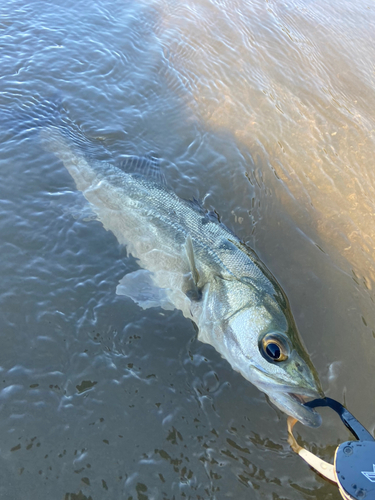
[1,96,109,160]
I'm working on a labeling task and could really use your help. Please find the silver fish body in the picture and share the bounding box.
[43,125,322,427]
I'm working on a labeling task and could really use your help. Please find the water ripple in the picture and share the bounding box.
[0,0,374,498]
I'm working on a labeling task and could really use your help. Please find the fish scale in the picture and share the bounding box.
[108,165,276,292]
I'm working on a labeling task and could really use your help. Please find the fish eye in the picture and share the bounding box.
[260,333,289,362]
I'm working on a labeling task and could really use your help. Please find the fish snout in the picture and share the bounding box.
[270,386,323,428]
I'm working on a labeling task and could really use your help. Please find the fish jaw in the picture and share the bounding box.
[246,360,323,427]
[268,388,322,428]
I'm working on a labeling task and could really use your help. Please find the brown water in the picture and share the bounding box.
[0,0,374,498]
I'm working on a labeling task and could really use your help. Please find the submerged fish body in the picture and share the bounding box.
[43,125,322,427]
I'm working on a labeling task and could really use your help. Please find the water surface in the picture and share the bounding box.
[0,0,375,498]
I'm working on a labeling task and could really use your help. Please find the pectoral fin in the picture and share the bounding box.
[116,269,175,310]
[184,235,202,301]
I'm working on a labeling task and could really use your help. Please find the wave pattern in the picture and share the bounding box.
[0,0,374,498]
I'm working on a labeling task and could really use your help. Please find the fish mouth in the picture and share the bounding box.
[269,388,323,428]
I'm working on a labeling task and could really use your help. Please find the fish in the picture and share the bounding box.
[41,122,323,427]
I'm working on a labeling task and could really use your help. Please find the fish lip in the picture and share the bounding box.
[285,385,324,399]
[270,389,323,428]
[249,366,323,426]
[286,391,319,410]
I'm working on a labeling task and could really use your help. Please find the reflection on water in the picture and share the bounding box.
[0,0,374,498]
[156,0,375,286]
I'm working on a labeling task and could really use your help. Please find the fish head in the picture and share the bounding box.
[224,300,323,427]
[253,329,323,427]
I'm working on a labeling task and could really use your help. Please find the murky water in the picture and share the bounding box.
[0,0,374,498]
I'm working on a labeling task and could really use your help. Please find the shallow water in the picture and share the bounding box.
[0,0,375,498]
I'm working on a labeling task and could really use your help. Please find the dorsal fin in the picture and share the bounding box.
[116,154,167,186]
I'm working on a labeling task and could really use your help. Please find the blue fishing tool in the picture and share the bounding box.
[288,397,375,500]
